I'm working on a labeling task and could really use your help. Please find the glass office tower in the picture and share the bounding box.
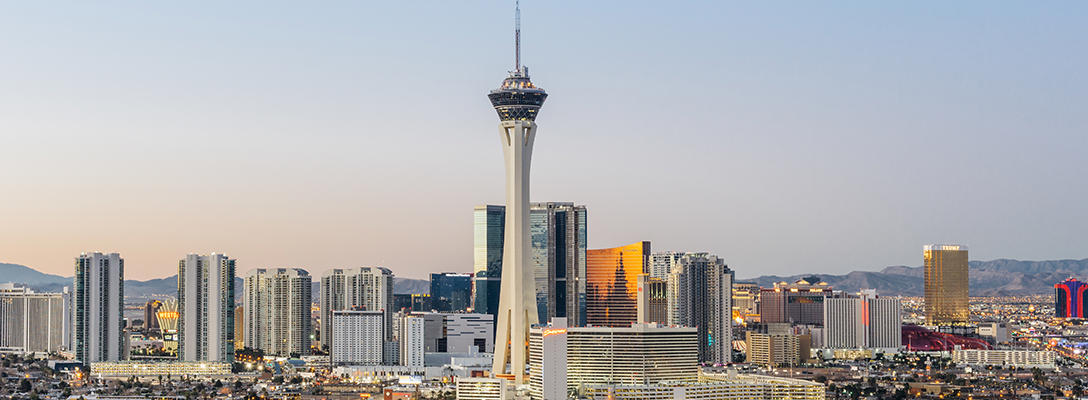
[474,203,587,326]
[473,205,506,317]
[530,202,587,326]
[924,244,969,326]
[585,241,650,327]
[431,273,472,312]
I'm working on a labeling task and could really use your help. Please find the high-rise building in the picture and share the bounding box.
[234,305,244,350]
[73,252,125,364]
[474,203,588,326]
[178,253,235,362]
[636,274,667,324]
[649,251,684,280]
[823,297,864,349]
[393,293,432,313]
[430,273,472,313]
[400,314,425,368]
[530,202,588,326]
[759,277,833,326]
[665,253,733,364]
[244,268,312,357]
[473,204,505,317]
[924,244,969,325]
[536,322,698,393]
[488,12,549,378]
[143,301,162,335]
[823,291,902,350]
[320,267,395,351]
[528,318,568,400]
[867,296,902,349]
[733,282,759,321]
[0,283,69,353]
[1055,278,1088,319]
[331,310,384,365]
[585,241,650,328]
[745,331,810,367]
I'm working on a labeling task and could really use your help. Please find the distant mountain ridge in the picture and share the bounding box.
[741,258,1088,296]
[0,263,434,300]
[0,263,71,286]
[13,257,1080,299]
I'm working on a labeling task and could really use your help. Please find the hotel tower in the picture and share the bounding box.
[488,2,548,382]
[924,244,969,325]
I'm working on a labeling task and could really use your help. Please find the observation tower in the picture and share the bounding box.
[488,1,547,383]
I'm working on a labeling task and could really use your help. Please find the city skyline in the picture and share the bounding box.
[3,2,1088,281]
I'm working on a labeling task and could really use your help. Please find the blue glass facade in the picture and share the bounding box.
[477,203,587,326]
[430,273,472,312]
[530,202,588,326]
[473,205,506,317]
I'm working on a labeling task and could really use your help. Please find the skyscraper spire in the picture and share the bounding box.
[515,0,521,72]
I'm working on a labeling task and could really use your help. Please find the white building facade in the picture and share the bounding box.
[565,324,698,393]
[529,318,569,400]
[331,310,384,365]
[953,349,1057,369]
[73,252,125,364]
[400,314,425,368]
[822,291,902,351]
[178,253,235,362]
[243,268,312,357]
[0,284,69,353]
[321,267,395,349]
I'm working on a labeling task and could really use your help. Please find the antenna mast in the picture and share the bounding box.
[515,0,521,72]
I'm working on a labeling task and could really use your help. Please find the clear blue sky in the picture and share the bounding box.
[1,2,1086,280]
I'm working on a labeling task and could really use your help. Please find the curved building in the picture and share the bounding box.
[1056,278,1088,319]
[586,241,651,327]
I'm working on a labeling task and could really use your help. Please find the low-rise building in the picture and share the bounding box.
[90,361,232,377]
[952,349,1057,369]
[456,377,517,400]
[582,371,825,400]
[746,331,811,367]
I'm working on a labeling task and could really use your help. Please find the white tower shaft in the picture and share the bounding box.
[492,120,540,382]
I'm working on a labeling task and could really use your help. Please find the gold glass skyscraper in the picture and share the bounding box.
[924,244,969,325]
[586,241,650,327]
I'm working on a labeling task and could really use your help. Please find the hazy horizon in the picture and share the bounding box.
[2,2,1086,281]
[11,255,1088,283]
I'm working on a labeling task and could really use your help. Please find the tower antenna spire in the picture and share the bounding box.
[515,0,521,72]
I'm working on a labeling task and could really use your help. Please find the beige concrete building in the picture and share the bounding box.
[746,331,810,367]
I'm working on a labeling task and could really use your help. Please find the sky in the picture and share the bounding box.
[1,2,1086,281]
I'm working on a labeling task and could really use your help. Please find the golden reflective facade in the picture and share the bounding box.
[586,241,650,327]
[924,244,969,325]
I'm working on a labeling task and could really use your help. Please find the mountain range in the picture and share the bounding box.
[739,258,1088,296]
[0,262,432,301]
[6,258,1085,300]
